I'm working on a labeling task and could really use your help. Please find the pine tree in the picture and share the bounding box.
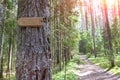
[16,0,51,80]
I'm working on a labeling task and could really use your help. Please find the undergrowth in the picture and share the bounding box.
[52,54,83,80]
[88,54,120,76]
[1,54,83,80]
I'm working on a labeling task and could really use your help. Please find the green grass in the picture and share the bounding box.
[88,54,120,76]
[52,54,83,80]
[52,62,78,80]
[3,72,15,80]
[89,56,110,69]
[110,66,120,75]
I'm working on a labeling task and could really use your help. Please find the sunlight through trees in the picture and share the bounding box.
[0,0,120,80]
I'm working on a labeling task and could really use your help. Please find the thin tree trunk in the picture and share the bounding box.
[83,0,88,31]
[118,0,120,18]
[0,3,5,79]
[56,20,60,65]
[90,0,97,57]
[56,3,61,70]
[7,35,13,71]
[103,0,115,69]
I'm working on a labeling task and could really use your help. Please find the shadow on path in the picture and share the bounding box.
[76,55,120,80]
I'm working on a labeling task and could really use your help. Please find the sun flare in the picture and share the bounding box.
[106,0,116,6]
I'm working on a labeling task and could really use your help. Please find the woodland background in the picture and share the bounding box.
[0,0,120,80]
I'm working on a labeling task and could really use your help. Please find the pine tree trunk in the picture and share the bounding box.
[103,0,115,69]
[7,36,13,71]
[56,12,61,70]
[16,0,51,80]
[56,24,60,64]
[118,0,120,18]
[90,0,97,57]
[0,3,5,79]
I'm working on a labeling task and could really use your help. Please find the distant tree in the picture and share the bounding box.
[90,0,97,57]
[0,1,5,78]
[103,0,115,69]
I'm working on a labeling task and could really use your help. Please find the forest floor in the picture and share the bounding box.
[76,55,120,80]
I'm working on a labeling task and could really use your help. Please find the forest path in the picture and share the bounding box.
[76,55,120,80]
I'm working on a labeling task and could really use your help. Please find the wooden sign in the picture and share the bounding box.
[17,17,44,27]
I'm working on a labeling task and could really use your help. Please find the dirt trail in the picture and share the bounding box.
[76,55,120,80]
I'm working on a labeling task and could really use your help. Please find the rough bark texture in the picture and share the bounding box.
[16,0,51,80]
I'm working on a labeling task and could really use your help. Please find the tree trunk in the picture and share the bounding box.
[56,20,60,65]
[118,0,120,18]
[103,0,115,69]
[16,0,51,80]
[90,0,97,57]
[0,3,5,79]
[56,5,62,70]
[7,35,13,71]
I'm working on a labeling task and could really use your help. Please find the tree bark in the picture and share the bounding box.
[103,0,115,69]
[7,35,13,71]
[0,3,5,79]
[90,0,97,57]
[118,0,120,18]
[56,6,62,70]
[16,0,51,80]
